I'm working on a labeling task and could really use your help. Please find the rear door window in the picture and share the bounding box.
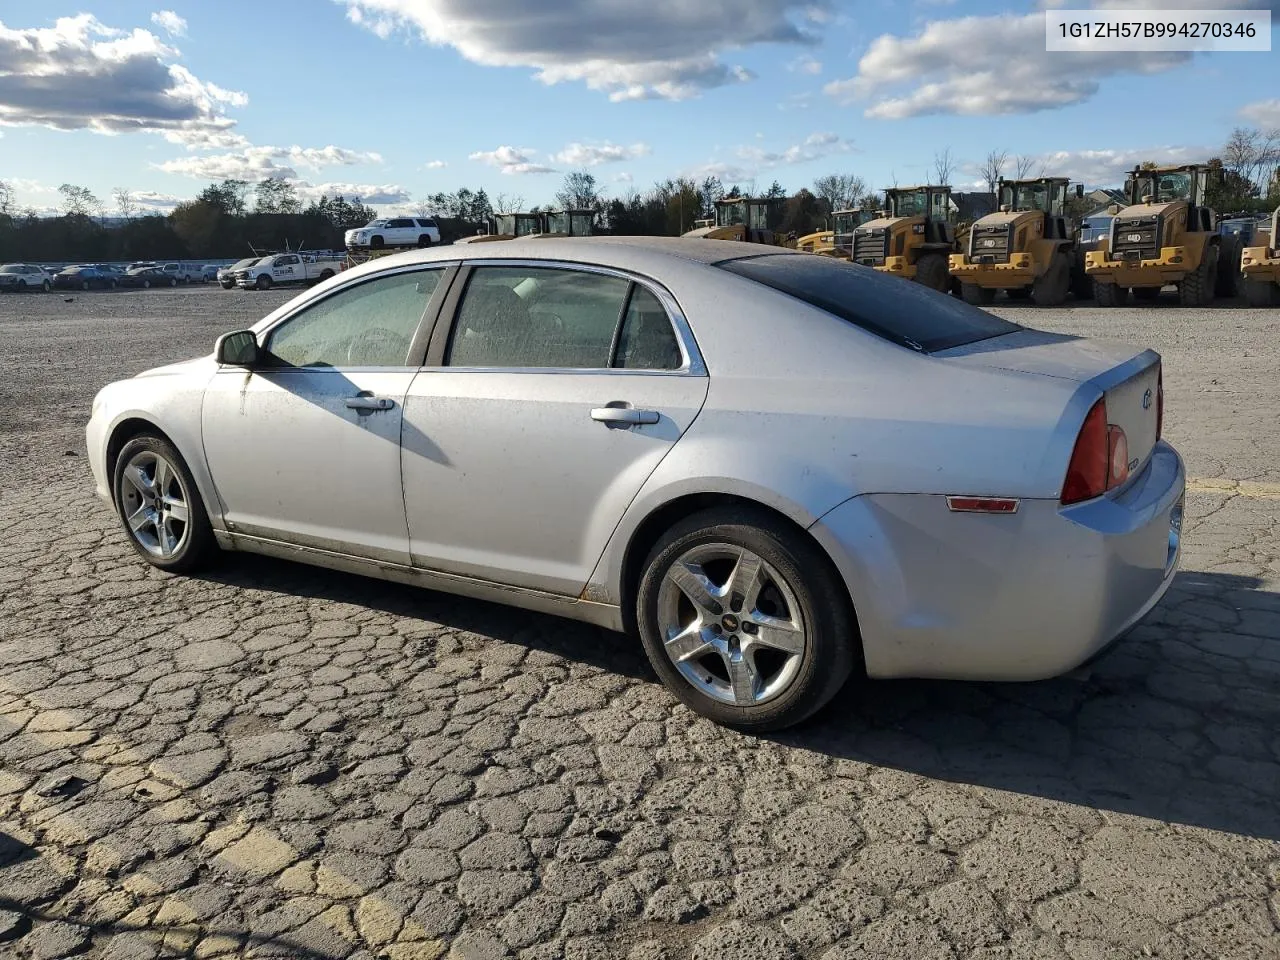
[717,254,1020,352]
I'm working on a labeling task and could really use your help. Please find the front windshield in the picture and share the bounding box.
[1001,184,1051,212]
[367,220,387,228]
[1132,172,1192,203]
[833,211,867,234]
[890,191,928,217]
[716,203,747,227]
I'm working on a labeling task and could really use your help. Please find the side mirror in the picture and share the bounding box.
[215,330,260,366]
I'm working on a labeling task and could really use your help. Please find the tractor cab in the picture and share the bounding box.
[457,212,547,244]
[831,208,872,257]
[682,197,784,244]
[850,186,957,291]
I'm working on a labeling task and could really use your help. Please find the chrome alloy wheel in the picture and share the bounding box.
[118,450,191,558]
[656,543,807,706]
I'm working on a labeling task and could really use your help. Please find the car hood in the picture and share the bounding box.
[134,356,216,379]
[934,328,1148,383]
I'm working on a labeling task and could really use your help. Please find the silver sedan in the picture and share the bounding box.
[86,237,1185,730]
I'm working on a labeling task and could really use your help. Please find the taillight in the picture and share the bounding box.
[1062,398,1130,505]
[1156,368,1163,440]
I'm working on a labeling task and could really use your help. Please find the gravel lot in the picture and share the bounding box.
[1,285,1279,960]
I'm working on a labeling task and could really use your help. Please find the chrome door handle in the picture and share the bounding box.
[591,406,659,425]
[345,396,395,411]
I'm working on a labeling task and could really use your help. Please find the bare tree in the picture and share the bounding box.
[113,187,137,221]
[0,179,13,217]
[57,183,99,218]
[1223,125,1280,194]
[413,198,433,219]
[556,170,602,210]
[933,148,955,186]
[812,173,867,211]
[493,192,526,214]
[980,149,1008,194]
[1013,154,1043,179]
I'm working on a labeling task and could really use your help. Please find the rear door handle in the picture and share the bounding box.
[345,396,395,411]
[591,406,660,426]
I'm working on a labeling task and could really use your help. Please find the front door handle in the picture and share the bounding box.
[345,395,395,411]
[591,406,660,426]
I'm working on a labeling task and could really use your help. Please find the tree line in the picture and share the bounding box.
[2,124,1276,263]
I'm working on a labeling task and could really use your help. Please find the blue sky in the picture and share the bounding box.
[1,0,1277,215]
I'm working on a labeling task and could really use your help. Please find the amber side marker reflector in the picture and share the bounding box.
[946,496,1020,514]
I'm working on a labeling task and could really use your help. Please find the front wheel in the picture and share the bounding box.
[142,279,152,289]
[1093,280,1127,306]
[82,280,90,291]
[256,274,272,291]
[961,283,995,305]
[913,252,950,293]
[1031,253,1070,307]
[370,236,385,250]
[168,277,177,288]
[636,507,857,732]
[112,435,216,573]
[16,280,26,292]
[42,280,51,292]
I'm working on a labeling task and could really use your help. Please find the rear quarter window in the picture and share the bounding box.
[717,254,1020,353]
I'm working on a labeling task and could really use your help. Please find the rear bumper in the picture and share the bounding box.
[1084,245,1190,286]
[810,441,1185,681]
[949,255,1036,288]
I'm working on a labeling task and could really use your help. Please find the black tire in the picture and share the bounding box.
[1031,253,1070,307]
[142,279,152,289]
[1132,286,1161,301]
[1006,287,1032,300]
[220,280,234,290]
[42,280,51,292]
[1070,247,1093,299]
[16,280,26,292]
[112,434,216,574]
[961,283,996,305]
[1215,234,1242,299]
[110,280,118,290]
[318,269,334,282]
[1094,280,1127,306]
[1244,279,1279,307]
[168,277,178,288]
[417,234,432,248]
[256,274,272,291]
[636,506,858,732]
[914,252,950,293]
[81,280,90,291]
[370,236,385,250]
[1179,244,1217,307]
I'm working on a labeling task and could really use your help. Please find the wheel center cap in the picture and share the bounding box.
[720,614,740,633]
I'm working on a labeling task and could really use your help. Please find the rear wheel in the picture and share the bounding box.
[1244,279,1279,307]
[1132,286,1160,302]
[961,283,996,305]
[417,234,432,248]
[168,277,177,288]
[81,280,90,291]
[914,252,950,293]
[1178,244,1218,307]
[636,507,857,732]
[1031,253,1070,307]
[16,280,26,292]
[1093,280,1127,306]
[112,435,216,574]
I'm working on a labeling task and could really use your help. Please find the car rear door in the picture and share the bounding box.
[400,261,709,596]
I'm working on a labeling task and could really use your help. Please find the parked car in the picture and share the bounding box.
[86,238,1185,731]
[201,264,220,283]
[218,257,264,289]
[160,262,199,284]
[0,263,55,292]
[345,217,439,250]
[234,253,343,290]
[53,264,118,290]
[119,264,170,288]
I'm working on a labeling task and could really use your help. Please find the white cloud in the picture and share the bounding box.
[339,0,825,100]
[1241,99,1280,128]
[1018,145,1210,186]
[614,172,634,184]
[149,10,186,37]
[293,181,412,205]
[469,145,556,175]
[737,131,852,167]
[826,12,1187,118]
[686,161,757,184]
[157,143,381,181]
[423,159,447,169]
[0,14,246,145]
[133,189,183,210]
[789,55,822,75]
[551,142,650,166]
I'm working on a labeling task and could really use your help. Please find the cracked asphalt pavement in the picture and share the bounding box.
[1,287,1279,959]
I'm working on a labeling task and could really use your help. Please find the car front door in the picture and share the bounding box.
[272,255,299,283]
[201,265,452,564]
[401,262,709,596]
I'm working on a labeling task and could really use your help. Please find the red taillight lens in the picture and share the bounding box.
[1156,368,1163,440]
[1062,398,1131,504]
[1062,399,1108,504]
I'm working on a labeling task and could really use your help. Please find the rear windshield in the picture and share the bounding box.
[717,254,1020,353]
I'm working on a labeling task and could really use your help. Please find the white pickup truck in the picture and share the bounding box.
[234,253,344,290]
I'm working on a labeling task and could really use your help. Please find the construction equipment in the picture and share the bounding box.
[949,177,1085,306]
[830,208,873,258]
[681,197,785,244]
[1083,164,1241,306]
[540,209,595,237]
[849,186,959,293]
[1240,206,1280,306]
[455,212,548,244]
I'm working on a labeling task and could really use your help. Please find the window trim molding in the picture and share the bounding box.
[423,258,707,377]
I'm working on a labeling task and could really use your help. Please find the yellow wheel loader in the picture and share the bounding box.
[949,177,1084,307]
[849,186,959,293]
[1240,207,1279,307]
[1083,164,1241,306]
[681,197,785,244]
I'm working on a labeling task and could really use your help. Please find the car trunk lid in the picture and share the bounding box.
[937,329,1162,479]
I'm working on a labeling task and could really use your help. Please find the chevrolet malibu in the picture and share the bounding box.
[87,238,1184,731]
